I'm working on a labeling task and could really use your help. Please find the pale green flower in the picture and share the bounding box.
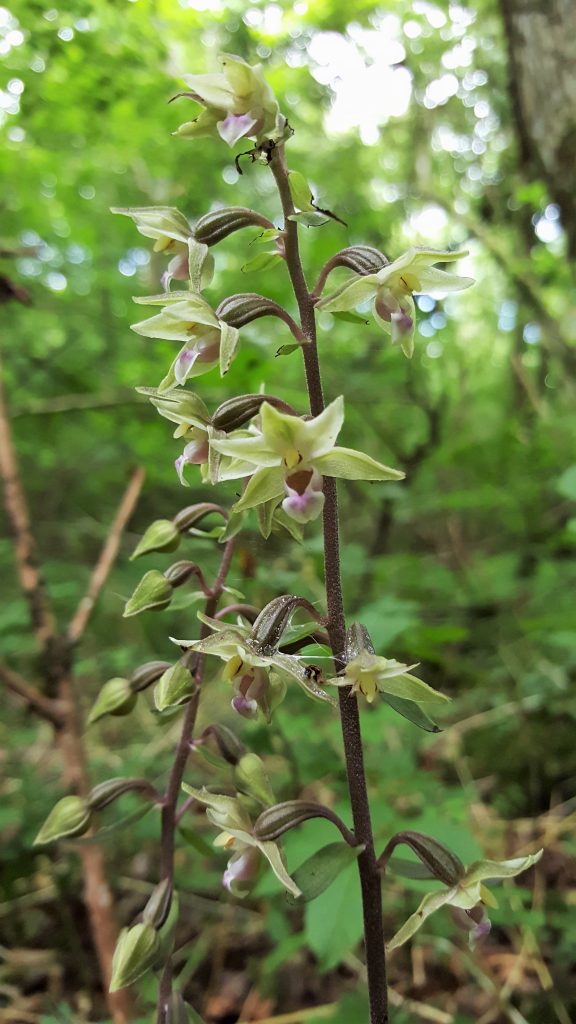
[388,849,543,951]
[328,651,449,707]
[131,292,240,389]
[172,613,334,719]
[111,206,214,289]
[175,53,287,147]
[317,247,474,357]
[210,396,404,524]
[182,784,301,897]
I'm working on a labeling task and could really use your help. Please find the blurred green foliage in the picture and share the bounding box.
[1,0,575,1022]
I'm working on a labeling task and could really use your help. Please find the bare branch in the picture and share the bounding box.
[0,659,65,726]
[0,353,56,648]
[67,466,145,644]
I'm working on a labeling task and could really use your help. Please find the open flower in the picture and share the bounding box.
[171,613,334,719]
[131,292,239,389]
[181,785,301,897]
[209,396,404,524]
[175,53,286,147]
[387,849,543,951]
[317,248,474,357]
[329,651,449,708]
[111,206,214,289]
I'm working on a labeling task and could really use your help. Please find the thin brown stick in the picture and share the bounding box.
[0,659,65,726]
[67,467,145,644]
[0,354,56,647]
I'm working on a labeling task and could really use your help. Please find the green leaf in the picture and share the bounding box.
[381,693,441,732]
[276,343,300,357]
[288,841,364,904]
[331,311,370,324]
[287,211,331,227]
[287,170,314,212]
[556,464,576,500]
[387,857,437,880]
[241,251,283,273]
[305,853,364,969]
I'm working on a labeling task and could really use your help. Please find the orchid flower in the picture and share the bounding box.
[388,849,543,951]
[131,292,240,389]
[181,785,301,897]
[175,53,287,148]
[328,650,449,708]
[317,248,474,357]
[171,613,334,720]
[209,396,404,524]
[111,205,214,289]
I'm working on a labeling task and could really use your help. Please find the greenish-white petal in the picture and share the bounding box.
[462,850,543,888]
[387,888,454,951]
[314,447,405,482]
[219,321,240,376]
[317,274,380,313]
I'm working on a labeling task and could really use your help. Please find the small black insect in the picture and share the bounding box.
[303,664,325,685]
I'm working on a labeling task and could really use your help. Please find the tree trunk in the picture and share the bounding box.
[499,0,576,257]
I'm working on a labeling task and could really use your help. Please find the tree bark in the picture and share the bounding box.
[499,0,576,257]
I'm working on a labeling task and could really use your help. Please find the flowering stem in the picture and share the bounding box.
[156,537,236,1024]
[270,146,389,1024]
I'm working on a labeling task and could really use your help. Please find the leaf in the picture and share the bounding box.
[241,251,283,273]
[305,853,364,969]
[331,311,370,324]
[177,824,214,857]
[287,170,314,212]
[287,211,331,227]
[287,841,364,904]
[381,693,442,729]
[556,464,576,500]
[387,857,437,880]
[276,343,300,357]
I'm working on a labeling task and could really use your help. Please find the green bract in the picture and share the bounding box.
[387,849,543,951]
[182,783,301,898]
[130,519,180,560]
[210,396,404,524]
[317,247,474,358]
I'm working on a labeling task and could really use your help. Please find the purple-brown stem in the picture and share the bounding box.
[156,537,236,1023]
[270,145,389,1024]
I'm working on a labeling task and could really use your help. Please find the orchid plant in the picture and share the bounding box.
[36,53,542,1024]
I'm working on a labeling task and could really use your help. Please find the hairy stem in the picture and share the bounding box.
[270,145,388,1024]
[156,537,236,1023]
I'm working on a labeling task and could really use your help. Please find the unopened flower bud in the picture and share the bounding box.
[234,753,275,807]
[154,661,196,711]
[173,503,228,533]
[198,724,246,765]
[142,877,173,929]
[34,795,91,845]
[109,922,161,992]
[123,571,173,617]
[88,677,137,725]
[211,393,293,432]
[253,800,332,842]
[327,245,389,277]
[194,206,273,246]
[380,830,465,887]
[216,293,287,329]
[87,777,158,811]
[345,621,375,661]
[250,595,315,651]
[130,520,181,560]
[163,560,204,588]
[129,660,172,693]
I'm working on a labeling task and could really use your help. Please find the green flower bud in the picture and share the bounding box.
[123,571,173,617]
[88,677,137,725]
[130,519,181,560]
[234,753,275,807]
[109,922,161,992]
[154,662,196,711]
[129,660,172,693]
[216,293,288,329]
[142,878,173,929]
[194,206,273,246]
[87,777,159,811]
[173,503,227,533]
[34,796,91,845]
